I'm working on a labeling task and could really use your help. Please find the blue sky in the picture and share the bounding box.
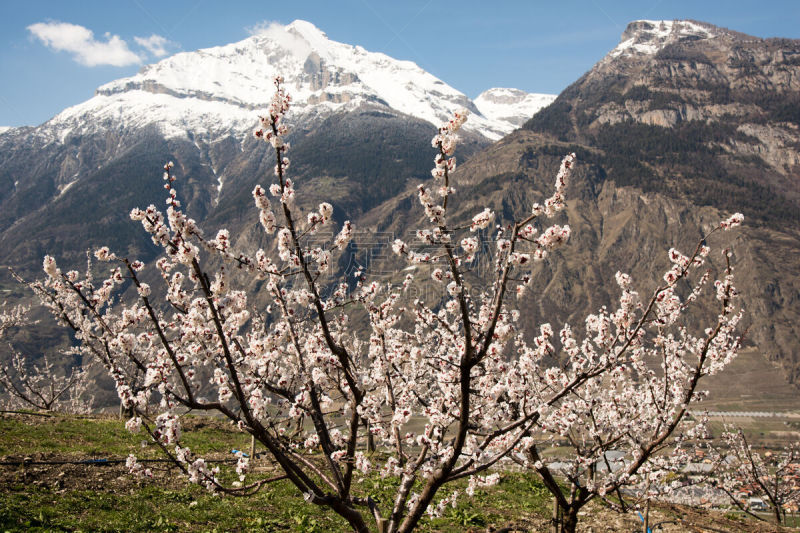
[1,0,799,127]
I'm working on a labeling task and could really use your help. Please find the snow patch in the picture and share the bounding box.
[609,20,714,59]
[215,175,224,205]
[475,88,556,132]
[58,179,79,197]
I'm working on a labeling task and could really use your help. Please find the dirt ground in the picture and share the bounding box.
[480,501,794,533]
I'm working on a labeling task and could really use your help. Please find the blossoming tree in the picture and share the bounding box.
[512,232,743,531]
[0,303,92,413]
[707,426,800,525]
[24,78,744,533]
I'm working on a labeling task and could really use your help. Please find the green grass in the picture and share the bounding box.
[0,482,348,533]
[2,413,786,532]
[0,474,554,533]
[0,414,554,532]
[0,414,254,459]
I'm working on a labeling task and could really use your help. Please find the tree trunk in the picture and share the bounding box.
[560,505,579,533]
[773,503,783,525]
[330,500,370,533]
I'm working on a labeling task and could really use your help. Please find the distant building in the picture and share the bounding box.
[749,497,768,511]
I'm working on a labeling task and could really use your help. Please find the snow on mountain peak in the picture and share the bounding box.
[475,88,556,130]
[285,19,328,38]
[44,20,527,142]
[284,19,331,53]
[609,20,715,58]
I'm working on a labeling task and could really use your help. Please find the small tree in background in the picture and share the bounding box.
[0,303,93,413]
[22,78,745,533]
[708,426,800,525]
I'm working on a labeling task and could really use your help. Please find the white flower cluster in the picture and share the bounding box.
[252,185,277,234]
[470,208,494,231]
[126,454,152,478]
[532,152,574,217]
[430,108,468,179]
[720,212,744,230]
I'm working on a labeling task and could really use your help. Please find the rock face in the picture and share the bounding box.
[509,20,800,385]
[527,20,800,219]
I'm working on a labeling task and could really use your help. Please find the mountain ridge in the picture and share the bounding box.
[3,19,536,275]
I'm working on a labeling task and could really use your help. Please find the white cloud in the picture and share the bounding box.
[134,34,171,58]
[246,21,312,58]
[246,20,280,37]
[27,21,142,67]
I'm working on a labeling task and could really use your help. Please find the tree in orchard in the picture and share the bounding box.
[0,303,93,413]
[24,77,744,533]
[707,426,800,525]
[511,228,744,532]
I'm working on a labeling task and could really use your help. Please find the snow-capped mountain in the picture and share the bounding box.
[1,20,555,277]
[0,19,558,282]
[474,88,555,131]
[41,20,537,144]
[607,19,717,59]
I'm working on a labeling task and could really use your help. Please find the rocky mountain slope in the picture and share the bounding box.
[524,19,800,382]
[527,19,800,227]
[361,20,800,386]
